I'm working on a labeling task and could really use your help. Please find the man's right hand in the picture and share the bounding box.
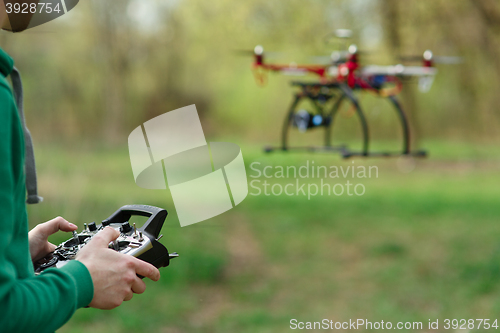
[75,227,161,309]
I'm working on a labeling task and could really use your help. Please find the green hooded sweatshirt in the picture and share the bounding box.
[0,47,93,333]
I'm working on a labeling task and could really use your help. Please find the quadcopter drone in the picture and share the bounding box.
[241,30,459,158]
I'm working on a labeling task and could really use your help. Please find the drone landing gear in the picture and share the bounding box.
[339,149,427,159]
[263,145,346,153]
[268,82,368,157]
[332,91,428,158]
[264,82,427,159]
[264,145,427,158]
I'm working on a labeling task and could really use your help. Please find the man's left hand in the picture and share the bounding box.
[28,217,78,263]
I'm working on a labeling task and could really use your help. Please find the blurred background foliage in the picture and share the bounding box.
[2,0,500,332]
[1,0,500,145]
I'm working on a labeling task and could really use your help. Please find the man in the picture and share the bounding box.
[0,1,161,332]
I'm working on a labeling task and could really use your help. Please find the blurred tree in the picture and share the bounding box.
[380,0,421,146]
[89,0,132,144]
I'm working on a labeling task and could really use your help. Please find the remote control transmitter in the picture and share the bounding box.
[34,205,178,275]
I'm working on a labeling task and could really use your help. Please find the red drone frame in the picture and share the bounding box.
[246,42,443,158]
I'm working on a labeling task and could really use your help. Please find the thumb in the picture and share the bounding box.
[37,216,77,237]
[89,227,120,248]
[55,218,79,233]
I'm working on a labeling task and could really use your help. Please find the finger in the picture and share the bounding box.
[88,227,120,248]
[37,217,78,237]
[47,242,57,253]
[131,277,146,294]
[124,291,134,302]
[133,258,160,282]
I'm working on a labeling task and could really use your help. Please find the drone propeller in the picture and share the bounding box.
[400,50,463,64]
[431,56,463,64]
[233,50,258,56]
[232,46,285,58]
[335,29,353,39]
[399,55,425,62]
[309,51,350,64]
[323,28,354,46]
[309,45,370,65]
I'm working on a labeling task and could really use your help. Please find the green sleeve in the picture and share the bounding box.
[0,81,94,333]
[0,262,94,333]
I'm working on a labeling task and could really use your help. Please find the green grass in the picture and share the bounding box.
[26,140,500,332]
